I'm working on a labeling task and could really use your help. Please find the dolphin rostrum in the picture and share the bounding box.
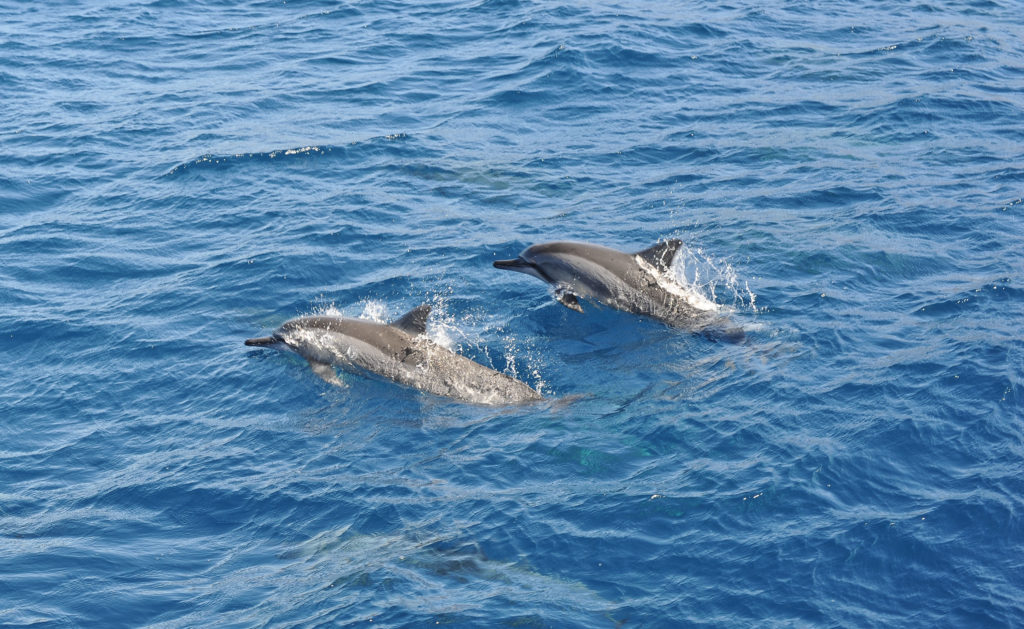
[245,304,542,405]
[493,239,744,342]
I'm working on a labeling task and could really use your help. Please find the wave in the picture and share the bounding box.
[166,134,411,175]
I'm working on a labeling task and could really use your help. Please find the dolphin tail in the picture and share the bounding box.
[244,336,278,347]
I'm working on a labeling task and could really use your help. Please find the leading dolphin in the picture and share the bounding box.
[245,304,542,405]
[493,239,744,342]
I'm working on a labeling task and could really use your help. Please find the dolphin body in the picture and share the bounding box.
[494,239,744,342]
[245,304,542,405]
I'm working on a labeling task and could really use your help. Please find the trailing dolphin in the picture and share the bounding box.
[245,304,542,405]
[493,239,744,342]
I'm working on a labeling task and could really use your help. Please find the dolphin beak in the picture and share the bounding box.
[493,257,531,271]
[245,336,279,347]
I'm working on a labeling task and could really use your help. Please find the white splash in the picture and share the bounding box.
[426,299,548,395]
[356,299,388,324]
[636,255,719,312]
[637,241,758,314]
[424,298,463,350]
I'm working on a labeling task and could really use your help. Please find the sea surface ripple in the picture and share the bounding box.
[2,1,1023,627]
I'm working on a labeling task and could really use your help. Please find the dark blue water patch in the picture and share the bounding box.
[853,95,1022,144]
[846,248,960,287]
[990,165,1024,184]
[0,182,73,218]
[911,278,1019,318]
[591,143,719,168]
[747,185,886,211]
[749,100,847,126]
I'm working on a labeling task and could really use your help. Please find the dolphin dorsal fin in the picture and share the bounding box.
[636,239,683,272]
[390,304,431,336]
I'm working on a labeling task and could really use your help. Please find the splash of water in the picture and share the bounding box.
[424,297,548,394]
[356,299,389,323]
[423,297,468,351]
[638,241,758,314]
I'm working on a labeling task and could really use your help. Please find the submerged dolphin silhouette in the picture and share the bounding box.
[494,239,744,342]
[245,304,542,405]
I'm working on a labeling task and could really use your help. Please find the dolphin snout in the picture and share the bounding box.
[245,336,279,347]
[493,257,530,270]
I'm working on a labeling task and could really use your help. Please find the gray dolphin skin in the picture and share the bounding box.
[245,304,542,405]
[494,240,744,342]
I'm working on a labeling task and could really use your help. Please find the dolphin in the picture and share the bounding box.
[493,239,744,342]
[245,304,542,405]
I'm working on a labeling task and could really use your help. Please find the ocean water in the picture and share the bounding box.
[2,0,1023,626]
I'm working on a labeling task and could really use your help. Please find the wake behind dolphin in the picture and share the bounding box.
[494,239,744,342]
[245,304,542,405]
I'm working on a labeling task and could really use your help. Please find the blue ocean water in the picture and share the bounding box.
[2,0,1023,626]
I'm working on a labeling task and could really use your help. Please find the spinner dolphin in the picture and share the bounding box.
[494,240,744,342]
[246,304,542,405]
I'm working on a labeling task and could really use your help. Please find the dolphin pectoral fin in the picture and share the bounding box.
[555,289,584,313]
[308,360,345,387]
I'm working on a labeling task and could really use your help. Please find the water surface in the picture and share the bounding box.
[2,1,1023,626]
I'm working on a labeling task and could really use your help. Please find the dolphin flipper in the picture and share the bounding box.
[555,289,584,313]
[308,359,345,387]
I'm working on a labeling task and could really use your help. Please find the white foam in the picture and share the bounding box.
[425,300,462,350]
[636,241,759,314]
[357,299,388,323]
[635,255,719,312]
[428,301,547,394]
[308,295,344,318]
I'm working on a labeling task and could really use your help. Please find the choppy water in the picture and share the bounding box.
[2,1,1023,627]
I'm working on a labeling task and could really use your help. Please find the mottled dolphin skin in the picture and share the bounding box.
[245,304,542,405]
[494,240,744,342]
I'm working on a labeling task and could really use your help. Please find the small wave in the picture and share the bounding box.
[168,145,331,175]
[166,134,410,176]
